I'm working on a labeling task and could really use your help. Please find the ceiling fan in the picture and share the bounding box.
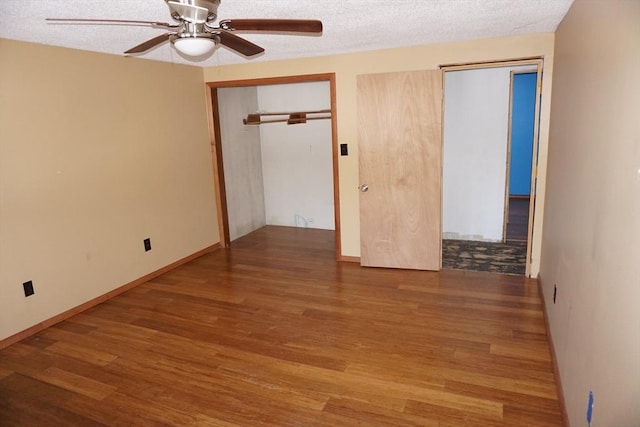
[46,0,323,58]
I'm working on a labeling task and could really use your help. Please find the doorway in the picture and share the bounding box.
[440,60,542,276]
[205,74,342,257]
[505,71,537,241]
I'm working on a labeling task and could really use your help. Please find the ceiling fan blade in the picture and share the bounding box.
[125,33,172,54]
[46,18,177,28]
[218,31,264,57]
[219,19,322,34]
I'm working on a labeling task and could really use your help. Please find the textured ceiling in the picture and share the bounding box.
[0,0,574,67]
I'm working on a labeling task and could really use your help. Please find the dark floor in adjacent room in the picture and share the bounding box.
[443,197,531,275]
[506,197,530,241]
[442,239,528,275]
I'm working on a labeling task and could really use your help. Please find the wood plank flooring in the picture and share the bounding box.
[0,226,563,426]
[506,197,530,241]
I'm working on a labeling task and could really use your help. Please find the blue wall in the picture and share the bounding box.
[509,72,537,196]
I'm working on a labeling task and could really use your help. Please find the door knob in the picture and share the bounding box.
[359,184,369,192]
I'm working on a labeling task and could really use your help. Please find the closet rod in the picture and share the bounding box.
[252,109,331,116]
[243,116,331,125]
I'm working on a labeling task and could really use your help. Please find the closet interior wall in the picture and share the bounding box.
[218,81,334,241]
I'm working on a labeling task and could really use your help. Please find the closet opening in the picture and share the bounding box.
[205,74,341,259]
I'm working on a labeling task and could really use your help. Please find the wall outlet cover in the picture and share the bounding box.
[23,280,34,297]
[144,238,152,252]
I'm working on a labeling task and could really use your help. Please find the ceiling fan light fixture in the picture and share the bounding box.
[173,37,216,56]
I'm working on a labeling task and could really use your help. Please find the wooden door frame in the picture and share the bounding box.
[204,73,342,258]
[440,58,543,277]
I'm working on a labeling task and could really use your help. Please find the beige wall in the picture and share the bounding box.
[540,0,640,425]
[0,39,218,341]
[203,33,556,275]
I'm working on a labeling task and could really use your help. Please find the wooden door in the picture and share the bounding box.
[357,70,442,270]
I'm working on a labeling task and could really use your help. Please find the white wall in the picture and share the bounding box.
[218,87,266,240]
[258,82,334,230]
[540,0,640,425]
[442,66,533,242]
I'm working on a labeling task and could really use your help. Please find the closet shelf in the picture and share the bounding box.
[243,109,331,126]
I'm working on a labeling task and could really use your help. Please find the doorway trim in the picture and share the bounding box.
[204,73,342,259]
[440,58,543,277]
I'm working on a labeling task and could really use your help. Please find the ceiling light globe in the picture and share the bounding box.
[173,37,216,56]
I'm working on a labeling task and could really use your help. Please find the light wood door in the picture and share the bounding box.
[357,70,442,270]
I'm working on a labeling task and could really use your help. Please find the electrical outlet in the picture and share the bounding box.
[340,143,348,156]
[23,280,34,297]
[553,284,557,304]
[144,238,152,252]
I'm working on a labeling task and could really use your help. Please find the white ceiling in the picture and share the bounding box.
[0,0,574,67]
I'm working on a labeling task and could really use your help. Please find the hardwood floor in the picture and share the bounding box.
[0,226,563,426]
[506,197,530,241]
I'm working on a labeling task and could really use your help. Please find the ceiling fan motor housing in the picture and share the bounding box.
[166,0,221,23]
